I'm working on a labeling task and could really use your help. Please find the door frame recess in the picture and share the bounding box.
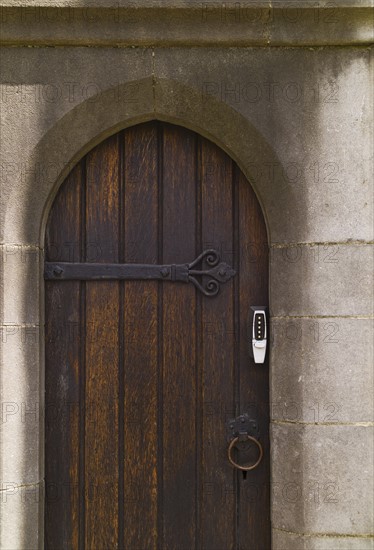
[18,77,284,548]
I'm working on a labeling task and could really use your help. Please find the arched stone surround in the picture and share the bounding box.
[1,44,373,550]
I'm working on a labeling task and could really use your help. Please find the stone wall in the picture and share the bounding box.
[0,2,373,548]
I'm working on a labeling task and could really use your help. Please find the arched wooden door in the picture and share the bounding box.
[44,121,270,550]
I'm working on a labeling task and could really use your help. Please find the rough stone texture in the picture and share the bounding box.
[0,2,373,47]
[0,47,154,245]
[271,423,374,535]
[269,244,373,316]
[0,245,41,325]
[272,529,374,550]
[0,28,373,550]
[0,323,41,484]
[270,317,374,423]
[154,47,373,244]
[1,0,371,6]
[0,482,42,550]
[1,47,373,245]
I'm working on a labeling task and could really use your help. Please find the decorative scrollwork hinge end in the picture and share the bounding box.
[188,249,236,297]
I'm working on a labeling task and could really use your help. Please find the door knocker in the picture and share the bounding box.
[226,414,263,471]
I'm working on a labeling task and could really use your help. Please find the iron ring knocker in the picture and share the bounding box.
[227,435,263,471]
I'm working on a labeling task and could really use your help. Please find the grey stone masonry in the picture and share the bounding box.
[0,1,373,46]
[0,2,373,549]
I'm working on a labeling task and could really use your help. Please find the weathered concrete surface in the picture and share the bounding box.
[0,245,41,324]
[1,1,371,6]
[1,47,373,245]
[0,37,373,550]
[0,319,41,485]
[0,482,42,550]
[272,529,374,550]
[0,47,154,245]
[154,47,373,244]
[270,317,374,424]
[271,423,374,535]
[269,244,373,316]
[0,2,373,46]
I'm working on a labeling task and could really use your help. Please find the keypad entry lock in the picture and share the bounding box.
[249,306,267,364]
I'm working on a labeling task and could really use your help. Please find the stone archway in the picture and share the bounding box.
[0,76,308,549]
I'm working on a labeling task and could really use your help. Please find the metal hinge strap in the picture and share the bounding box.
[44,249,236,297]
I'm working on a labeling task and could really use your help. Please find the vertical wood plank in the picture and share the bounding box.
[122,122,159,549]
[161,123,197,549]
[84,135,120,549]
[200,139,236,550]
[237,168,270,550]
[45,163,81,549]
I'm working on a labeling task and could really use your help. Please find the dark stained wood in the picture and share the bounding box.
[161,124,197,549]
[45,163,81,550]
[237,167,271,550]
[200,137,236,550]
[45,121,270,550]
[84,135,120,548]
[122,122,159,549]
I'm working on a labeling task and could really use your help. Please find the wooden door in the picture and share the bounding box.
[45,121,270,550]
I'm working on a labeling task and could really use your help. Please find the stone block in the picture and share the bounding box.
[0,482,42,550]
[0,3,373,47]
[0,324,41,484]
[270,317,374,423]
[273,529,374,550]
[0,47,154,245]
[0,245,41,325]
[1,47,372,245]
[271,423,374,535]
[269,244,373,316]
[153,47,373,244]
